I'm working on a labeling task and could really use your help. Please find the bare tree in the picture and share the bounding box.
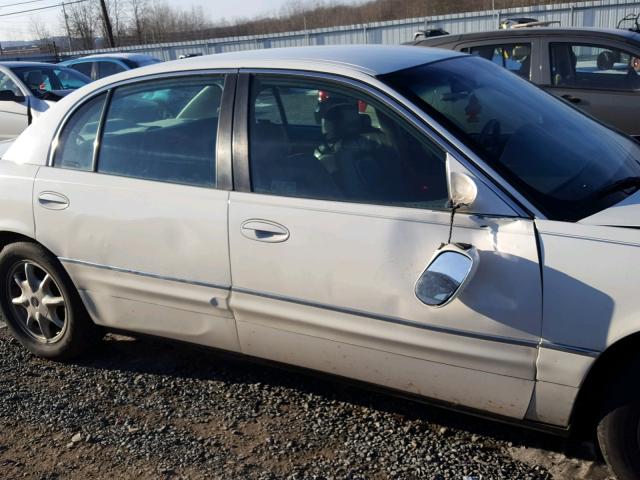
[50,0,582,52]
[29,16,51,43]
[128,0,147,43]
[66,1,97,50]
[102,0,127,44]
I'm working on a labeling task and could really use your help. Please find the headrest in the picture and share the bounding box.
[597,51,615,70]
[321,103,361,142]
[26,71,45,87]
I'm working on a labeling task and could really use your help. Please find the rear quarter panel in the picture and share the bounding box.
[0,160,38,238]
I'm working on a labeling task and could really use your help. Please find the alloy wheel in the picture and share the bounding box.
[6,260,67,343]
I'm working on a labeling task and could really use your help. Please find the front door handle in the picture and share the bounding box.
[241,220,290,243]
[37,191,69,210]
[562,94,582,104]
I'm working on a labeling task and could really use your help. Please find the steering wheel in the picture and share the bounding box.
[478,119,502,155]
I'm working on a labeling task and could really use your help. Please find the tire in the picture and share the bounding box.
[597,359,640,480]
[0,241,102,360]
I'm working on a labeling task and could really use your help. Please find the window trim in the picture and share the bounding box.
[234,69,530,218]
[48,69,237,191]
[91,89,112,171]
[545,40,640,92]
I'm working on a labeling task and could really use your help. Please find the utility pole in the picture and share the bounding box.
[61,2,72,52]
[99,0,116,48]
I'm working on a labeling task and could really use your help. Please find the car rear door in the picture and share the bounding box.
[540,37,640,137]
[227,71,543,419]
[33,71,239,351]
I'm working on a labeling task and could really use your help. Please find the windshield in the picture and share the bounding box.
[380,56,640,221]
[12,65,90,99]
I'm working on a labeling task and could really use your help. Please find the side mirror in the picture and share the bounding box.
[415,243,479,307]
[0,90,24,102]
[446,155,478,209]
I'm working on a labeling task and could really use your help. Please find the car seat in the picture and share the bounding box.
[250,119,340,199]
[315,102,404,202]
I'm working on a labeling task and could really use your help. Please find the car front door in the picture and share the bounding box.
[0,70,28,140]
[228,72,543,419]
[541,38,640,137]
[33,72,240,351]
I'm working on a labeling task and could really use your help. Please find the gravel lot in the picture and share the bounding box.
[0,316,614,480]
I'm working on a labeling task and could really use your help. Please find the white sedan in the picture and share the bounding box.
[0,62,91,140]
[0,46,639,479]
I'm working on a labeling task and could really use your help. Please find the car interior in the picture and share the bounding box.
[467,44,531,79]
[96,82,222,187]
[551,43,640,90]
[248,81,449,209]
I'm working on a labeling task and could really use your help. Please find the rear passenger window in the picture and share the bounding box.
[54,93,106,171]
[248,76,448,210]
[465,44,532,79]
[550,43,640,91]
[70,62,93,78]
[97,76,224,187]
[98,61,126,78]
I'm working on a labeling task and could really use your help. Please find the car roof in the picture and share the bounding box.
[2,45,465,168]
[415,27,640,46]
[0,62,58,68]
[164,45,461,76]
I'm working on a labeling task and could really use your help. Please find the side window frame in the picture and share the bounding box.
[541,38,640,91]
[50,91,109,171]
[233,70,531,218]
[48,70,237,191]
[234,70,450,209]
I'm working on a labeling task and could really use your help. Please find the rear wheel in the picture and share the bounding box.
[0,242,101,359]
[597,360,640,480]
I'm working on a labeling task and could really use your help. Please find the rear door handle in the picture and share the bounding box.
[241,220,290,243]
[562,94,582,104]
[37,191,69,210]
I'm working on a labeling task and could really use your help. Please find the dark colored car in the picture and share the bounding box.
[412,27,640,138]
[60,53,162,81]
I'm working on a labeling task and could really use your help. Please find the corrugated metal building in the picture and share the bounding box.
[63,0,640,61]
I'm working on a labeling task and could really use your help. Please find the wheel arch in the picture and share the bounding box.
[0,231,40,252]
[570,331,640,440]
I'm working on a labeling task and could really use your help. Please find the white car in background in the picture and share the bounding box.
[0,62,91,140]
[0,46,639,479]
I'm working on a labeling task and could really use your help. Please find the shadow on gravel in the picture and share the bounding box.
[76,334,596,463]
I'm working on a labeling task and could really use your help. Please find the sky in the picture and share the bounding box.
[0,0,299,42]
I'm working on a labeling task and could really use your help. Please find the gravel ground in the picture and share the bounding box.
[0,317,614,480]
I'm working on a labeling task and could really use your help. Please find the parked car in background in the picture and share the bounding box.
[2,46,640,479]
[0,62,90,140]
[60,53,162,81]
[412,27,640,138]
